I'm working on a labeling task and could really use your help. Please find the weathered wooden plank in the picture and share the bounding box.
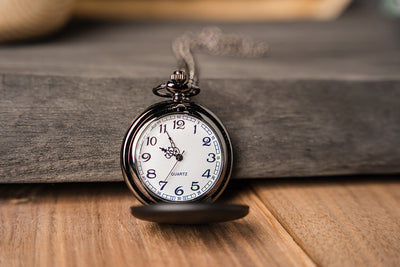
[251,178,400,267]
[0,15,399,81]
[1,12,400,182]
[0,182,315,267]
[0,74,399,182]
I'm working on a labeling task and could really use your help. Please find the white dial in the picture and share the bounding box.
[134,113,223,202]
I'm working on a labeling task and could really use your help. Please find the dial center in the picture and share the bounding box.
[176,153,183,161]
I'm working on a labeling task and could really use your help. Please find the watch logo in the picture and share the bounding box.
[171,171,188,176]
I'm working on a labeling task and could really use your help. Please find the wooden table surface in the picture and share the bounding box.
[0,178,399,267]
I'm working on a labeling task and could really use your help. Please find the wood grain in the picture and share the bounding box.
[1,180,398,266]
[1,16,398,81]
[0,13,399,183]
[1,74,399,183]
[251,178,400,267]
[0,182,315,267]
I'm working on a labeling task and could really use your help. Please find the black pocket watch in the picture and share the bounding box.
[120,27,268,224]
[121,70,248,224]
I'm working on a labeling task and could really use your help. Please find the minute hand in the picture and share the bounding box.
[165,130,176,147]
[165,130,180,155]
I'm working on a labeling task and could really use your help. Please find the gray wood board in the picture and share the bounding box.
[0,12,399,81]
[1,73,399,182]
[1,11,400,182]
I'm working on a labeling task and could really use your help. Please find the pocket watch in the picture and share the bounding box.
[121,71,248,224]
[122,70,232,203]
[120,27,267,223]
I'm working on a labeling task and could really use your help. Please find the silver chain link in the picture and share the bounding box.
[172,27,269,87]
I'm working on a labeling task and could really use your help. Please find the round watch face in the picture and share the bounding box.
[121,101,233,204]
[134,113,223,202]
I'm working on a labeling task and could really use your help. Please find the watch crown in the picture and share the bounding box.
[171,70,187,85]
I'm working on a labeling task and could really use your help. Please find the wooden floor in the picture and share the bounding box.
[0,178,399,267]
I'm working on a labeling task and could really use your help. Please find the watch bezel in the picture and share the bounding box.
[121,101,233,204]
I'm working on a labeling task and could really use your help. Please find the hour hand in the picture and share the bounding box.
[159,146,178,159]
[159,147,168,153]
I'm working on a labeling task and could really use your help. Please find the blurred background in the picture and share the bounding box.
[0,0,399,43]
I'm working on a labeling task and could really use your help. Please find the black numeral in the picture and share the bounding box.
[191,182,200,191]
[159,181,167,190]
[202,137,211,146]
[202,169,211,178]
[141,153,151,162]
[173,120,185,129]
[146,169,156,179]
[206,153,216,163]
[146,137,157,146]
[175,186,184,196]
[159,124,166,133]
[193,125,197,134]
